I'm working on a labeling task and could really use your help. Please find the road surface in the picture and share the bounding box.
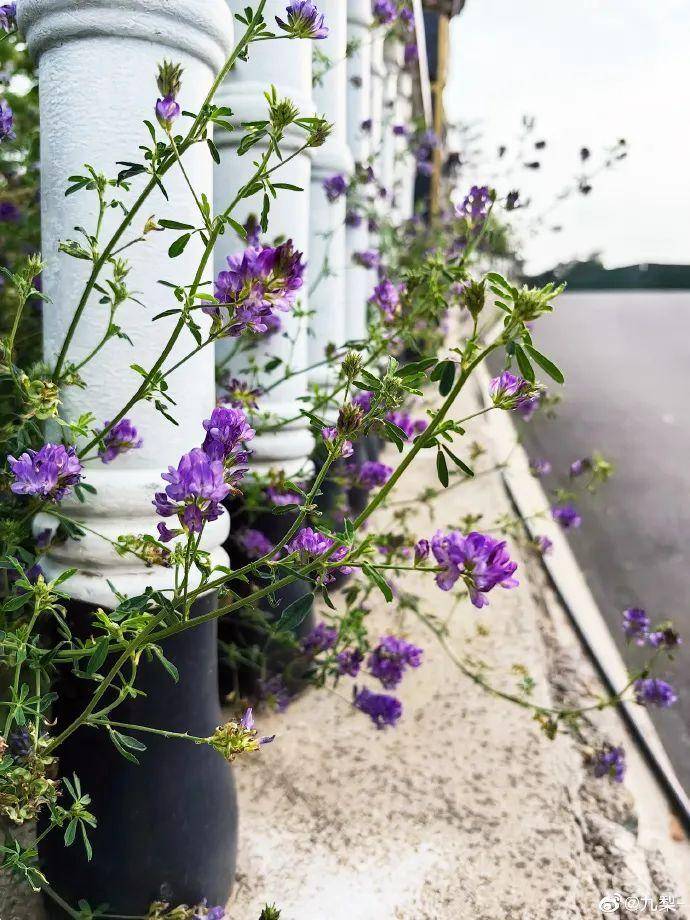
[513,290,690,795]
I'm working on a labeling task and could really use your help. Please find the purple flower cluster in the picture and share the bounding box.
[219,376,262,410]
[529,458,551,477]
[202,406,254,464]
[430,530,519,608]
[0,3,16,32]
[551,504,582,529]
[534,534,553,556]
[155,95,180,130]
[208,241,305,337]
[368,635,422,689]
[284,527,351,583]
[353,249,380,270]
[301,621,337,654]
[404,41,419,66]
[276,1,329,39]
[385,411,428,441]
[413,130,438,176]
[369,278,403,322]
[322,426,353,459]
[323,173,347,203]
[337,647,364,677]
[592,744,626,783]
[98,418,143,464]
[515,392,542,421]
[353,390,373,414]
[9,444,83,502]
[457,185,493,224]
[634,678,677,708]
[354,687,402,729]
[622,607,650,645]
[569,457,591,478]
[239,528,273,560]
[154,448,230,541]
[489,372,537,411]
[356,461,393,490]
[372,0,397,24]
[0,100,14,142]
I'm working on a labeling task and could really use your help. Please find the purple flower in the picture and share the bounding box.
[368,635,423,689]
[353,249,380,270]
[345,209,363,228]
[357,461,392,490]
[534,535,553,556]
[239,528,273,560]
[0,100,14,141]
[8,444,83,501]
[393,124,408,137]
[372,0,397,24]
[337,648,363,677]
[592,744,626,783]
[399,6,415,29]
[404,41,419,66]
[414,538,430,564]
[515,392,542,421]
[552,504,582,529]
[634,678,678,708]
[276,1,329,39]
[219,376,262,410]
[354,687,402,729]
[622,607,650,645]
[0,3,17,31]
[648,627,682,650]
[322,426,353,459]
[202,405,254,464]
[153,448,230,541]
[323,173,347,203]
[155,95,180,129]
[266,484,302,506]
[368,278,402,322]
[285,527,351,584]
[98,418,143,464]
[457,185,493,224]
[208,241,305,337]
[529,458,551,477]
[360,118,373,133]
[258,675,292,713]
[489,371,535,410]
[352,390,373,413]
[430,530,519,608]
[301,621,337,654]
[0,200,20,222]
[569,457,591,478]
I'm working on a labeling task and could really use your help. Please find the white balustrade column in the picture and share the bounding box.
[308,0,354,400]
[20,0,234,606]
[381,38,403,215]
[214,0,314,479]
[393,71,415,223]
[344,0,372,344]
[369,31,386,247]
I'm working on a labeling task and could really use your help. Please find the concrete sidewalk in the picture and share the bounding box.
[228,384,690,919]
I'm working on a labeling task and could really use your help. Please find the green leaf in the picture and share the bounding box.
[436,451,449,487]
[274,593,314,633]
[442,446,474,477]
[85,637,110,677]
[168,233,191,258]
[439,360,456,396]
[207,138,221,164]
[523,344,565,384]
[361,564,393,603]
[158,219,194,230]
[513,344,535,382]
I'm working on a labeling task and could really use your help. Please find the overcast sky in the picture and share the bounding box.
[446,0,690,273]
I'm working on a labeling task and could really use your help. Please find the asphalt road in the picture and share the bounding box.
[512,290,690,795]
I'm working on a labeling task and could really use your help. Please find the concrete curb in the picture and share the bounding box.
[475,363,690,827]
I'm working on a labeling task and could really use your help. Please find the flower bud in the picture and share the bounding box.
[464,278,486,319]
[342,351,363,380]
[337,403,364,437]
[156,60,183,100]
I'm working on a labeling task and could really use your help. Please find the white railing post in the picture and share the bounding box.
[213,0,314,479]
[345,0,372,344]
[19,0,234,606]
[308,0,353,401]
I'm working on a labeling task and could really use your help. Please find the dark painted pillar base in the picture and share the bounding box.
[40,593,237,918]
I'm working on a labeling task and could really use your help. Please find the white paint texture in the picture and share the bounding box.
[308,0,353,394]
[19,0,234,605]
[214,0,314,478]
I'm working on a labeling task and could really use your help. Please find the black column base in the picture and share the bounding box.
[40,593,237,918]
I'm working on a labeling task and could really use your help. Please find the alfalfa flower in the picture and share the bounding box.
[155,95,180,131]
[592,744,626,783]
[8,444,83,502]
[98,418,143,464]
[368,635,423,689]
[354,686,402,729]
[634,678,678,708]
[153,448,230,542]
[489,371,540,411]
[430,530,518,608]
[551,504,582,529]
[209,708,274,763]
[276,2,329,39]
